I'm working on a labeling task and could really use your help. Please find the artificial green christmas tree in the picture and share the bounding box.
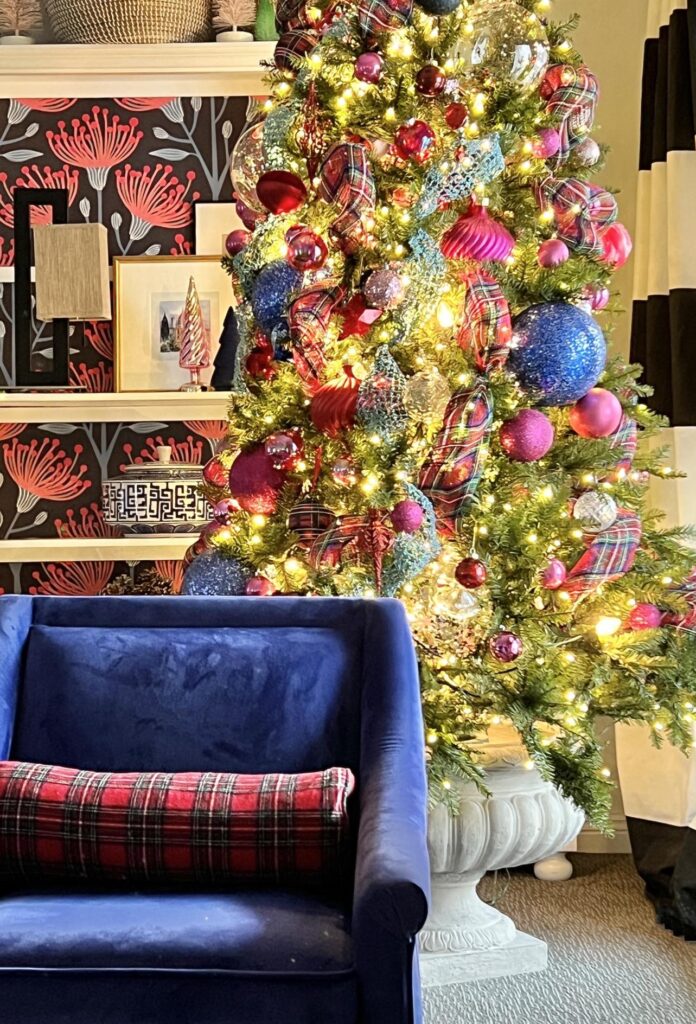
[186,0,696,829]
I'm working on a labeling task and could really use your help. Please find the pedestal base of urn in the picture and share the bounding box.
[421,930,547,993]
[534,851,574,881]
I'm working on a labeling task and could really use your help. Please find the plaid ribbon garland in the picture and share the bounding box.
[418,380,494,532]
[565,508,642,597]
[537,177,617,258]
[666,569,696,634]
[357,0,413,39]
[458,270,512,372]
[0,762,355,886]
[274,27,320,71]
[544,64,599,162]
[610,415,638,471]
[310,510,394,592]
[289,281,345,385]
[318,141,376,254]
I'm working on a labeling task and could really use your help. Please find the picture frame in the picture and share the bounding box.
[193,201,244,257]
[114,256,234,393]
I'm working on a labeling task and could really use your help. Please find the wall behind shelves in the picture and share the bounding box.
[0,94,245,591]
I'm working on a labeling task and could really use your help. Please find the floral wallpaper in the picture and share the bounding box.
[0,95,245,594]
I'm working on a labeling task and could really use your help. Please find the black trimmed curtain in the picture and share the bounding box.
[630,0,696,425]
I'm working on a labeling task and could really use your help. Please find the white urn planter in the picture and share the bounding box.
[420,726,584,993]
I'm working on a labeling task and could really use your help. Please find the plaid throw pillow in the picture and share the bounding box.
[0,763,355,887]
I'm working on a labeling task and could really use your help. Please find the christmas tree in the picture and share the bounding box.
[186,0,696,829]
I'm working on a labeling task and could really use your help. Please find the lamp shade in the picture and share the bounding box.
[34,223,111,322]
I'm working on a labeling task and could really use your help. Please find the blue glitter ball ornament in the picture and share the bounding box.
[509,302,607,406]
[182,551,250,596]
[251,261,303,336]
[416,0,462,12]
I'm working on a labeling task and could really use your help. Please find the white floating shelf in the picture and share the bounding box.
[0,535,192,564]
[0,41,275,98]
[0,390,231,424]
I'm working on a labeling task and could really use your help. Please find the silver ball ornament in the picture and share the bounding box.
[573,491,618,533]
[574,137,601,167]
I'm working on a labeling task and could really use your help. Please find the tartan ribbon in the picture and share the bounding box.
[274,27,320,71]
[458,270,512,373]
[357,0,413,39]
[610,415,638,471]
[310,509,394,592]
[666,569,696,634]
[418,379,494,533]
[536,177,617,258]
[564,508,642,597]
[544,64,599,162]
[318,141,376,254]
[288,281,345,385]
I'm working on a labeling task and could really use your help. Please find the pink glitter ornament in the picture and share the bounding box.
[601,222,633,268]
[575,137,601,167]
[542,559,567,590]
[363,268,405,309]
[625,603,662,631]
[499,409,555,462]
[538,238,570,268]
[489,632,523,663]
[390,499,425,534]
[440,206,515,263]
[569,388,623,439]
[228,445,286,515]
[532,127,561,159]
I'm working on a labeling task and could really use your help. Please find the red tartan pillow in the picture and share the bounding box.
[0,762,355,887]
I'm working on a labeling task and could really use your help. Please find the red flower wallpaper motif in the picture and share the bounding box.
[0,93,247,594]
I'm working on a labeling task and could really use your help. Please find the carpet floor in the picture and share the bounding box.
[423,854,696,1024]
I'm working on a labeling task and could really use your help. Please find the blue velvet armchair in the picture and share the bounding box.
[0,596,430,1024]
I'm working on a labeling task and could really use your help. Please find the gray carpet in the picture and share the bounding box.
[423,855,696,1024]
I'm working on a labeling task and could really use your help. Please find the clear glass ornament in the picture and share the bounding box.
[230,120,266,213]
[456,0,549,93]
[404,368,452,421]
[573,491,618,533]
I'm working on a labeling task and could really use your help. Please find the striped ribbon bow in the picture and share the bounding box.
[537,177,617,258]
[564,509,642,597]
[458,270,512,373]
[318,141,376,254]
[288,281,345,386]
[358,0,413,39]
[418,380,494,534]
[544,64,599,162]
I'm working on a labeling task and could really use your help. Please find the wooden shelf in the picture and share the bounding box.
[0,41,275,98]
[0,535,192,563]
[0,390,231,424]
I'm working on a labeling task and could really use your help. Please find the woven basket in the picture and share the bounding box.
[45,0,213,44]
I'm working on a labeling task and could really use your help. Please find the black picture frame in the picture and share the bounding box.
[13,188,69,388]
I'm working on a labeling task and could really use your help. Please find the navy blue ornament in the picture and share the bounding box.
[415,0,462,14]
[509,302,607,406]
[182,551,250,596]
[251,261,303,336]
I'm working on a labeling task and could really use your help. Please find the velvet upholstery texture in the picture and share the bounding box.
[0,597,430,1024]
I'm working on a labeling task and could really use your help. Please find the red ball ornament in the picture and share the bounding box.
[601,222,633,269]
[246,576,276,596]
[489,632,523,663]
[310,370,361,437]
[203,455,228,488]
[542,559,567,591]
[538,238,570,268]
[256,170,308,215]
[444,102,469,130]
[331,458,359,488]
[225,229,251,257]
[569,388,623,439]
[286,228,328,272]
[394,120,437,164]
[264,431,301,470]
[625,603,662,631]
[500,409,555,462]
[415,65,446,97]
[354,51,384,83]
[391,499,425,534]
[455,557,488,589]
[246,350,276,380]
[228,445,286,515]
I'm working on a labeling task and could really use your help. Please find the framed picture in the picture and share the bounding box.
[114,256,233,392]
[194,201,244,256]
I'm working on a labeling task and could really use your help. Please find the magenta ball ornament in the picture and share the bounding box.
[212,498,238,524]
[391,499,425,534]
[499,409,555,462]
[542,558,567,591]
[236,198,263,231]
[331,458,359,488]
[415,65,447,97]
[225,228,251,257]
[625,603,662,631]
[532,127,561,159]
[228,445,286,515]
[286,229,328,272]
[569,388,623,439]
[538,238,570,268]
[394,120,437,164]
[455,557,488,589]
[264,432,300,470]
[246,575,276,596]
[489,632,523,663]
[584,286,610,311]
[355,52,384,83]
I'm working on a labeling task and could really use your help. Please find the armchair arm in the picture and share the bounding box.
[0,597,33,759]
[353,600,430,1024]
